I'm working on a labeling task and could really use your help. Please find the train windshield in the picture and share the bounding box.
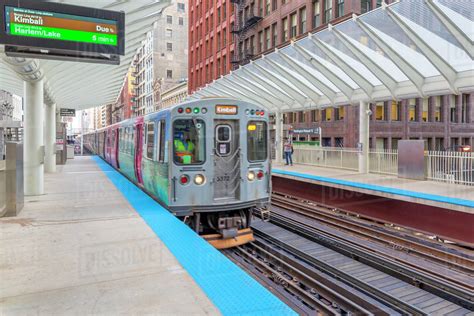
[247,121,267,162]
[173,119,206,165]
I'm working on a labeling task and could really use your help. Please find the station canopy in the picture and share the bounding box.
[190,0,473,112]
[0,0,171,109]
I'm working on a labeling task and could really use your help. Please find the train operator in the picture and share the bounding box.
[174,132,195,164]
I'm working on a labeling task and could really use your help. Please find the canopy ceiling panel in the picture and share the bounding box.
[191,0,474,113]
[0,0,171,109]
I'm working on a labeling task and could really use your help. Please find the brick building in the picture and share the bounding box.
[188,0,474,150]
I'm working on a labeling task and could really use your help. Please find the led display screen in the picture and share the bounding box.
[0,0,125,56]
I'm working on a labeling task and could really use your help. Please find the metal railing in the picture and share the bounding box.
[292,146,359,171]
[292,146,473,186]
[426,151,474,186]
[369,149,398,175]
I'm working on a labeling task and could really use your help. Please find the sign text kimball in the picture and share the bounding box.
[60,108,76,117]
[215,105,238,115]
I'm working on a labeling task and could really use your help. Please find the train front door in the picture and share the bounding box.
[213,120,240,201]
[134,123,144,185]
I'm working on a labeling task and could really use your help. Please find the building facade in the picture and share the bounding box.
[189,0,473,150]
[188,0,235,94]
[156,81,188,110]
[133,0,189,116]
[0,90,23,159]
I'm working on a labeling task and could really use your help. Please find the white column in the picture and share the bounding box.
[275,111,283,164]
[24,79,44,195]
[359,101,370,173]
[44,103,56,173]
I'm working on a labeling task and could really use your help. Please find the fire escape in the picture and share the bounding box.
[230,0,262,68]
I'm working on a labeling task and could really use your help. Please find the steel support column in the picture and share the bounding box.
[44,103,56,173]
[24,79,44,195]
[275,111,283,164]
[359,101,370,173]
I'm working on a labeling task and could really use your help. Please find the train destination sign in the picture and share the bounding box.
[5,7,118,46]
[0,0,125,63]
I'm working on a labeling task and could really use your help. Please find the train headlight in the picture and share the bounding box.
[194,174,205,185]
[180,175,189,185]
[247,171,255,181]
[257,170,264,180]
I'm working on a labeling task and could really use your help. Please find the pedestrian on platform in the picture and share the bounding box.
[283,137,293,166]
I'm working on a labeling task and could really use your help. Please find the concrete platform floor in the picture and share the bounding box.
[273,163,474,213]
[0,157,219,315]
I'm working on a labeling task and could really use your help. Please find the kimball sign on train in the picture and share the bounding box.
[0,0,125,64]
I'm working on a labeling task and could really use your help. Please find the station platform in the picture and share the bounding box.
[0,156,293,315]
[272,163,474,246]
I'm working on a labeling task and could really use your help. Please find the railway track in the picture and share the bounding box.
[270,192,474,309]
[227,220,473,315]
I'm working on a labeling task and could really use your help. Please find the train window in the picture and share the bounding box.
[173,119,205,165]
[146,122,155,160]
[247,121,268,162]
[216,125,231,142]
[158,120,167,162]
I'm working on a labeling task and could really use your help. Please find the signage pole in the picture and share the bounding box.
[319,127,322,148]
[80,111,84,156]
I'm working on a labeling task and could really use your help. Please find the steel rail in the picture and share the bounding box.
[272,192,474,273]
[263,210,474,311]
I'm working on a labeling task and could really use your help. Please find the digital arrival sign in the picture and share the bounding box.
[0,0,125,64]
[5,6,118,46]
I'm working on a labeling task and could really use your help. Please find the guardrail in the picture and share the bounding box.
[427,151,473,186]
[291,146,473,186]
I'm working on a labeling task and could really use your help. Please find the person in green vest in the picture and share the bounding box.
[174,132,194,164]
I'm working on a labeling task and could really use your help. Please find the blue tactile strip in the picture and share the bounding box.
[93,156,295,316]
[272,168,474,209]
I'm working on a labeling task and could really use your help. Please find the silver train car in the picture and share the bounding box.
[83,98,270,248]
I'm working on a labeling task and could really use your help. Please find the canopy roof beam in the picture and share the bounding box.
[292,40,354,101]
[385,3,458,93]
[232,73,286,107]
[356,17,425,97]
[252,60,308,106]
[311,37,374,99]
[274,48,337,104]
[239,67,295,105]
[220,76,277,109]
[330,25,398,99]
[425,0,473,60]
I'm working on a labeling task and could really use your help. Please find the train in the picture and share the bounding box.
[82,98,271,248]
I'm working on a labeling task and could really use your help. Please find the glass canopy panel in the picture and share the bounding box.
[298,38,359,89]
[361,9,440,78]
[437,0,473,21]
[435,2,474,41]
[335,20,408,82]
[244,63,293,97]
[279,45,340,92]
[318,30,382,86]
[254,58,308,95]
[392,0,462,49]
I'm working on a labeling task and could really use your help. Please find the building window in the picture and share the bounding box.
[376,0,383,7]
[272,23,277,47]
[313,0,321,28]
[450,97,457,122]
[391,101,401,121]
[290,13,297,38]
[408,98,417,121]
[375,102,385,121]
[166,15,173,24]
[167,42,173,51]
[361,0,371,14]
[422,98,429,122]
[311,110,319,122]
[272,0,277,11]
[299,7,307,34]
[461,94,468,123]
[259,31,264,52]
[324,0,332,23]
[223,3,227,19]
[265,27,271,49]
[179,17,184,25]
[265,0,271,15]
[282,17,289,41]
[336,0,344,18]
[166,29,172,38]
[433,96,442,122]
[177,2,185,12]
[298,111,305,123]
